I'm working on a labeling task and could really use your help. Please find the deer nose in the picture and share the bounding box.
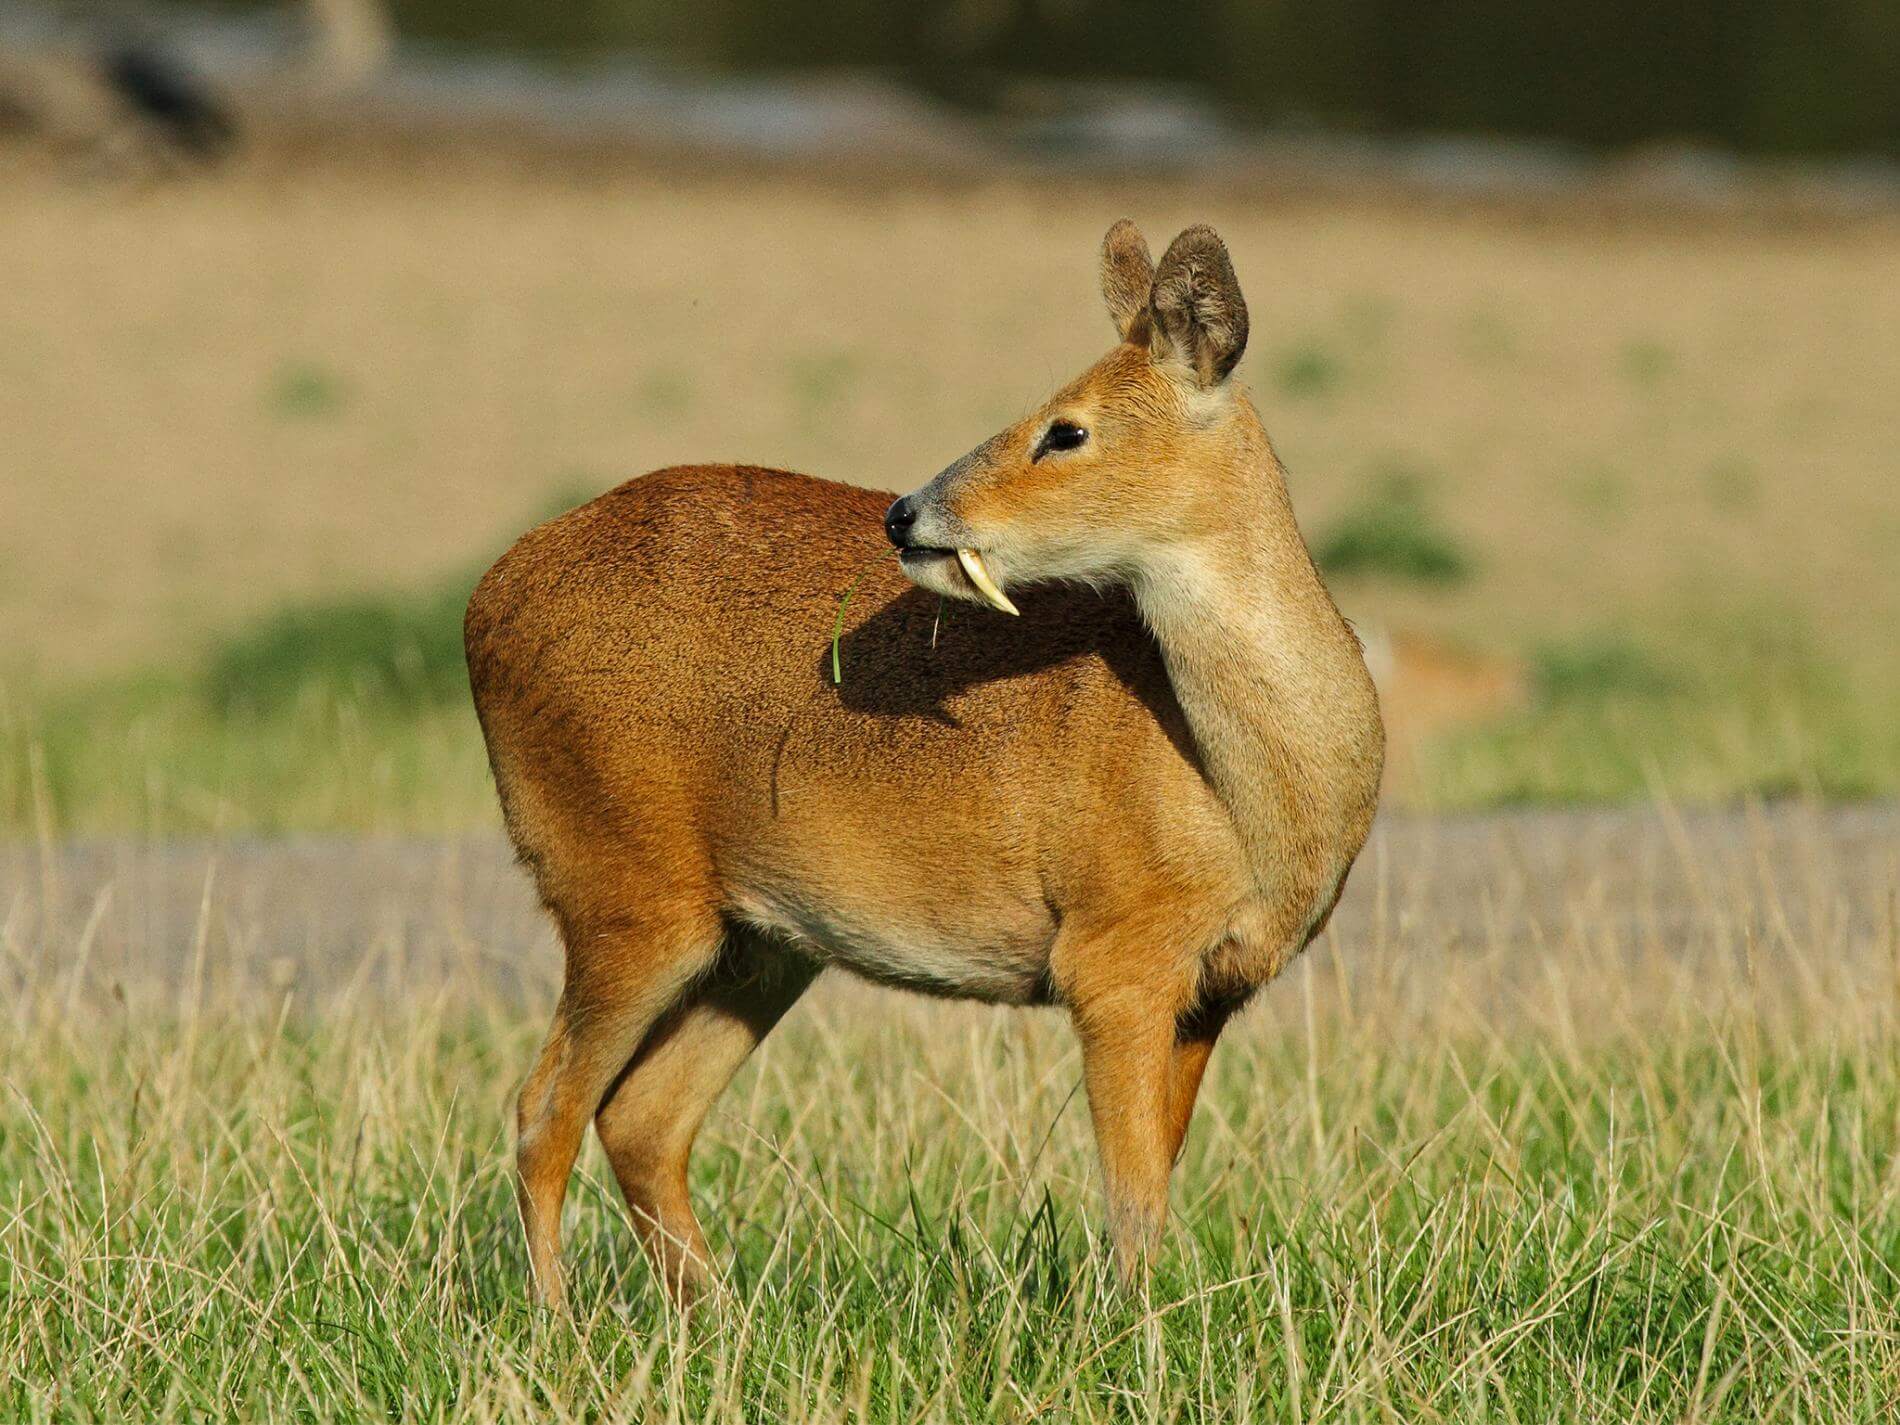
[884,496,918,547]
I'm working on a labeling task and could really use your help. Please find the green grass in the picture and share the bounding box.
[3,865,1896,1422]
[266,359,350,420]
[4,589,1900,833]
[1531,635,1679,703]
[0,673,496,836]
[1618,339,1676,389]
[0,468,1892,832]
[1313,464,1473,588]
[1425,619,1900,806]
[203,483,592,718]
[1272,339,1345,398]
[204,583,476,714]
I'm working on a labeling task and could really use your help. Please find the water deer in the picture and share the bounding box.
[465,220,1385,1307]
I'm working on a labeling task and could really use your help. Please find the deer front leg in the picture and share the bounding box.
[1069,988,1183,1278]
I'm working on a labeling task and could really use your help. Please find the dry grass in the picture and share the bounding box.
[3,148,1898,688]
[3,807,1897,1420]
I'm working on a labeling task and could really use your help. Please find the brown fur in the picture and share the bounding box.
[466,221,1385,1305]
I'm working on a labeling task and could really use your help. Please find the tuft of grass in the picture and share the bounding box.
[1704,455,1760,515]
[1619,338,1675,387]
[1564,462,1629,523]
[205,484,597,716]
[1534,634,1679,704]
[203,583,475,714]
[1272,339,1343,397]
[830,549,897,685]
[267,359,349,419]
[785,349,861,425]
[1314,465,1473,587]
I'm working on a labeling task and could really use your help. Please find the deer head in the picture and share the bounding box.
[884,220,1253,615]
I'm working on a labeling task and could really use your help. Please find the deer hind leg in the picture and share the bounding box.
[593,932,818,1303]
[1164,1002,1234,1166]
[516,905,722,1310]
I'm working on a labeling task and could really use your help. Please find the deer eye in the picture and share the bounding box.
[1034,420,1089,460]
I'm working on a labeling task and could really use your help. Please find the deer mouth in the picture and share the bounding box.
[952,548,1020,615]
[898,545,1017,616]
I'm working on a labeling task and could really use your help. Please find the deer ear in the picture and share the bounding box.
[1100,219,1155,343]
[1149,224,1249,386]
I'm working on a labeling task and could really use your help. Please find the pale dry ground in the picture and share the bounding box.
[7,804,1897,1010]
[3,146,1898,686]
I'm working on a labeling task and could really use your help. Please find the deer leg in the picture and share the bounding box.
[515,910,721,1309]
[593,937,818,1303]
[1069,988,1183,1278]
[1164,1003,1233,1165]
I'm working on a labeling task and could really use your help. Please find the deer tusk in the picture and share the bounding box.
[956,549,1020,616]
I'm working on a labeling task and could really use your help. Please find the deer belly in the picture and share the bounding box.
[728,879,1057,1004]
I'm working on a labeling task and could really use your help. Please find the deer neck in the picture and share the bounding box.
[1129,409,1383,912]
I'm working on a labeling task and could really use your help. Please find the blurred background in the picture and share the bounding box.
[3,0,1897,832]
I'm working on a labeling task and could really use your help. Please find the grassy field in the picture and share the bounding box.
[3,146,1899,828]
[3,810,1898,1421]
[4,137,1898,1420]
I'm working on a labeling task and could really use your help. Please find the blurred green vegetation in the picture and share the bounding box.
[4,582,1896,835]
[1619,339,1677,389]
[1271,339,1345,399]
[266,360,350,421]
[1313,464,1473,587]
[1425,613,1899,805]
[205,482,599,718]
[204,583,474,715]
[179,0,1900,157]
[2,675,495,836]
[1533,636,1678,703]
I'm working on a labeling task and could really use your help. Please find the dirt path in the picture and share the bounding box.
[5,804,1894,1010]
